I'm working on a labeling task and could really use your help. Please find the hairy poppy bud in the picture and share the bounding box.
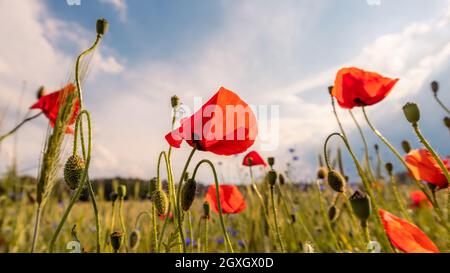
[327,170,346,193]
[401,140,411,153]
[96,18,109,36]
[110,231,124,252]
[278,173,285,185]
[64,155,85,190]
[317,167,328,180]
[36,86,45,99]
[328,205,338,222]
[171,95,180,108]
[385,162,393,176]
[181,178,196,211]
[148,177,158,200]
[110,191,118,202]
[349,190,371,224]
[402,102,420,124]
[444,117,450,129]
[431,81,439,94]
[152,189,168,215]
[129,229,140,250]
[267,157,275,168]
[267,170,277,186]
[118,185,127,199]
[203,201,210,220]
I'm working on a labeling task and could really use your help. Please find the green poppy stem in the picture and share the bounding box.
[270,185,285,253]
[433,94,450,115]
[389,173,412,222]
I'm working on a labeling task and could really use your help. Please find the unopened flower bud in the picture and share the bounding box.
[181,178,196,211]
[278,173,285,185]
[64,155,85,190]
[443,117,450,129]
[203,201,210,220]
[110,231,124,252]
[385,162,394,176]
[431,81,439,95]
[402,102,420,124]
[267,157,275,168]
[148,177,158,200]
[36,86,46,99]
[152,189,168,215]
[171,95,180,108]
[401,140,411,153]
[96,18,109,36]
[129,230,140,250]
[267,170,277,186]
[328,205,338,222]
[327,170,346,193]
[118,185,127,199]
[316,167,328,180]
[349,190,371,224]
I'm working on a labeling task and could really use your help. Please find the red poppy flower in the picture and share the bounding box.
[409,190,432,208]
[404,149,449,189]
[379,209,439,253]
[165,87,257,155]
[242,151,267,167]
[205,185,246,214]
[331,67,399,109]
[30,83,79,134]
[159,212,173,221]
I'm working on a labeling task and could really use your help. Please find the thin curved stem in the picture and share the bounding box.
[192,159,234,253]
[30,204,42,252]
[434,94,450,115]
[270,185,285,253]
[0,112,43,143]
[134,211,152,230]
[87,178,101,252]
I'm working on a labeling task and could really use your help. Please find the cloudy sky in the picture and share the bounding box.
[0,0,449,184]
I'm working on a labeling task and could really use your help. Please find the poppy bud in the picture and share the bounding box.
[431,81,439,94]
[148,177,158,200]
[328,205,338,222]
[385,162,393,176]
[402,102,420,124]
[36,86,46,99]
[316,167,328,180]
[118,185,127,199]
[96,18,109,36]
[63,155,85,190]
[129,229,140,250]
[171,95,180,108]
[267,157,275,168]
[443,117,450,129]
[278,173,285,185]
[152,189,168,215]
[110,231,124,252]
[203,201,210,220]
[401,140,411,153]
[349,190,371,224]
[110,191,118,202]
[181,178,196,211]
[327,170,346,193]
[267,170,277,186]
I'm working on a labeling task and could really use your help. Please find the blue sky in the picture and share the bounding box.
[0,0,449,184]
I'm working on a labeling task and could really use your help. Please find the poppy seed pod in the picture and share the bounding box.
[96,18,109,36]
[118,185,127,199]
[267,157,275,168]
[328,205,338,222]
[385,162,394,176]
[64,155,85,190]
[402,102,420,124]
[152,189,168,215]
[171,95,180,108]
[443,117,450,129]
[148,177,158,200]
[129,229,140,250]
[349,190,371,224]
[278,173,285,185]
[110,231,124,252]
[181,178,197,211]
[36,86,46,99]
[401,140,411,154]
[267,170,277,186]
[316,167,328,180]
[203,201,210,219]
[431,81,439,94]
[327,170,346,193]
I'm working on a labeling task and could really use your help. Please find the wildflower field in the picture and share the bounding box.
[0,13,449,255]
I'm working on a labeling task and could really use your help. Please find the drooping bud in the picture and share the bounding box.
[152,189,168,215]
[171,95,180,108]
[385,162,394,176]
[36,86,46,99]
[316,167,328,180]
[148,177,158,200]
[129,229,140,250]
[110,231,124,252]
[402,102,420,124]
[349,190,371,224]
[267,157,275,168]
[203,201,210,220]
[278,173,285,185]
[118,185,127,199]
[267,170,277,186]
[328,205,338,222]
[327,170,346,193]
[443,117,450,129]
[181,178,197,211]
[401,140,411,153]
[431,81,439,95]
[96,18,109,36]
[63,155,85,190]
